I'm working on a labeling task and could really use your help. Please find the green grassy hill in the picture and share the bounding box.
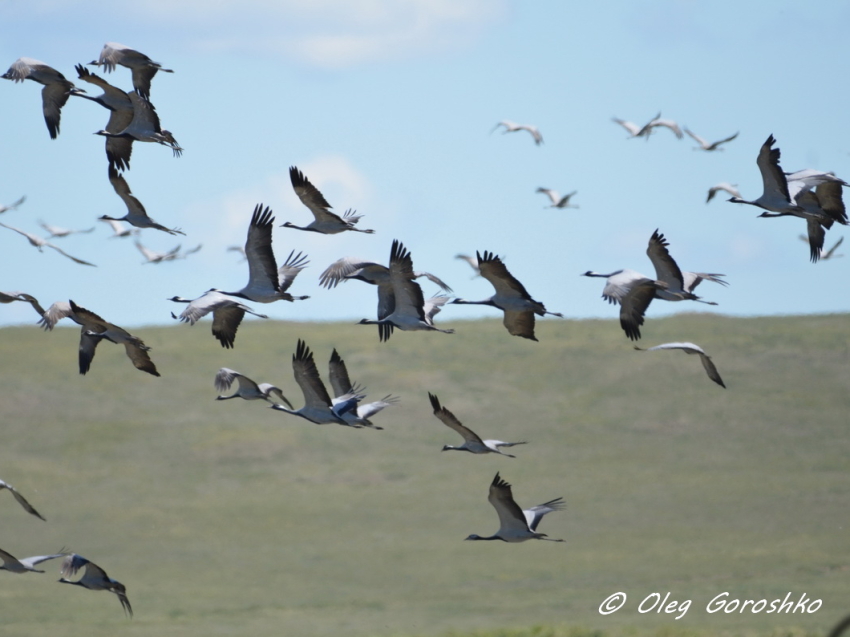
[1,313,848,637]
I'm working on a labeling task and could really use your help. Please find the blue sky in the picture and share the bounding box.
[2,0,849,330]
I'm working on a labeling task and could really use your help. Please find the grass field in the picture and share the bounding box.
[1,312,848,637]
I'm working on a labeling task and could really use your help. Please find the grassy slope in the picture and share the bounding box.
[1,313,848,637]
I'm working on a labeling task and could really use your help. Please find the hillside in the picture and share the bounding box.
[1,313,849,637]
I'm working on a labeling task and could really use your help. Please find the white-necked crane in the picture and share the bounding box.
[74,64,135,170]
[136,240,200,264]
[213,205,310,304]
[0,548,64,573]
[491,120,543,145]
[0,195,26,214]
[40,300,159,376]
[611,112,657,139]
[581,269,674,341]
[0,478,46,520]
[0,222,96,266]
[465,473,564,543]
[59,553,132,617]
[357,240,455,342]
[89,42,172,101]
[685,128,738,151]
[328,348,397,429]
[214,368,292,407]
[283,166,373,234]
[38,220,95,238]
[101,167,184,235]
[536,188,578,209]
[450,250,562,341]
[2,58,84,138]
[634,342,725,388]
[169,290,269,349]
[429,393,525,457]
[727,135,807,214]
[94,91,182,157]
[270,340,361,426]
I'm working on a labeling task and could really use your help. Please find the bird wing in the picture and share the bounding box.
[502,309,537,341]
[757,134,792,202]
[0,481,46,520]
[45,242,96,266]
[813,181,847,225]
[488,473,532,534]
[39,301,74,330]
[557,191,577,207]
[0,221,43,245]
[537,188,559,205]
[126,90,164,135]
[41,81,74,139]
[108,166,149,219]
[135,241,159,261]
[698,352,725,388]
[20,552,65,569]
[122,339,160,376]
[328,349,354,397]
[712,131,739,148]
[131,66,159,101]
[524,497,565,531]
[646,230,685,289]
[232,373,263,396]
[476,250,533,301]
[104,102,135,170]
[292,340,334,408]
[214,368,241,393]
[357,395,399,420]
[824,236,844,259]
[69,300,110,331]
[244,204,280,295]
[0,547,20,568]
[211,304,247,349]
[60,553,90,578]
[612,117,641,136]
[684,128,708,148]
[318,256,375,288]
[388,241,427,321]
[428,393,483,444]
[682,271,727,292]
[620,279,661,341]
[0,195,26,213]
[520,125,543,144]
[289,166,344,224]
[805,217,826,263]
[78,330,103,375]
[414,270,453,293]
[277,250,309,293]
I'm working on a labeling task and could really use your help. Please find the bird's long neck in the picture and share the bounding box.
[583,271,619,278]
[728,197,759,207]
[452,298,496,307]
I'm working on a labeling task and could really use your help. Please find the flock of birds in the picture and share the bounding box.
[1,41,848,620]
